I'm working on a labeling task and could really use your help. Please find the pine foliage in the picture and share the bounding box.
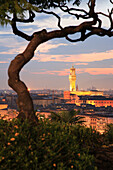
[0,0,81,26]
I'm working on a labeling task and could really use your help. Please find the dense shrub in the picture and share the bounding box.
[0,118,100,169]
[103,124,113,145]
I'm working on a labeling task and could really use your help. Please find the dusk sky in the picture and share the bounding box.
[0,0,113,91]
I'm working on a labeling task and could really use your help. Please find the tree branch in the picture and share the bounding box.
[8,0,113,121]
[54,4,89,20]
[11,20,33,41]
[108,8,113,30]
[11,13,34,41]
[10,0,113,43]
[13,11,35,23]
[40,9,63,29]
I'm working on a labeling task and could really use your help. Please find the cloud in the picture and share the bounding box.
[0,37,67,56]
[0,37,27,55]
[0,32,13,35]
[25,66,113,78]
[0,61,8,64]
[77,68,113,75]
[22,28,34,32]
[46,36,113,55]
[37,42,67,53]
[33,49,113,63]
[32,68,70,76]
[75,63,88,66]
[11,0,111,34]
[0,47,25,54]
[18,14,59,31]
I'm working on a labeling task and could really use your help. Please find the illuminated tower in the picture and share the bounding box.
[69,66,76,91]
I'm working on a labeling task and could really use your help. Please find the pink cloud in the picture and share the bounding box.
[33,50,113,63]
[31,68,113,76]
[55,69,70,76]
[0,61,8,64]
[76,68,85,74]
[37,42,67,53]
[77,68,113,75]
[32,69,70,76]
[75,63,88,66]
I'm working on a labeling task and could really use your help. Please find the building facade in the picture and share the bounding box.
[64,66,113,108]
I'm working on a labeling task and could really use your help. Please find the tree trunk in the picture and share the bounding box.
[8,29,47,121]
[8,20,97,121]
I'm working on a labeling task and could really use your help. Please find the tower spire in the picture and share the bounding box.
[69,66,76,91]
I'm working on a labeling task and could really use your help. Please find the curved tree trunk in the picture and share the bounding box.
[8,29,47,121]
[8,20,98,121]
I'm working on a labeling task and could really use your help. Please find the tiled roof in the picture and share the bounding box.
[78,96,113,100]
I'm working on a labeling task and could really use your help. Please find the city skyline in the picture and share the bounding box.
[0,0,113,90]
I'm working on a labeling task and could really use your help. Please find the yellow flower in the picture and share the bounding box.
[14,125,18,129]
[15,133,19,136]
[10,138,15,141]
[41,138,45,141]
[71,165,74,168]
[53,163,56,167]
[7,142,11,145]
[78,153,80,157]
[28,145,31,149]
[2,157,5,160]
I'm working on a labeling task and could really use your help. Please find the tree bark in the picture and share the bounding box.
[8,16,112,121]
[8,29,47,121]
[7,21,98,121]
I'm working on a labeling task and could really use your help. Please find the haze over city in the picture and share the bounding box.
[0,0,113,90]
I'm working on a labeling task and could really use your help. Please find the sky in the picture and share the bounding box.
[0,0,113,91]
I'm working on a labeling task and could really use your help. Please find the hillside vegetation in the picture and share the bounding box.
[0,117,113,169]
